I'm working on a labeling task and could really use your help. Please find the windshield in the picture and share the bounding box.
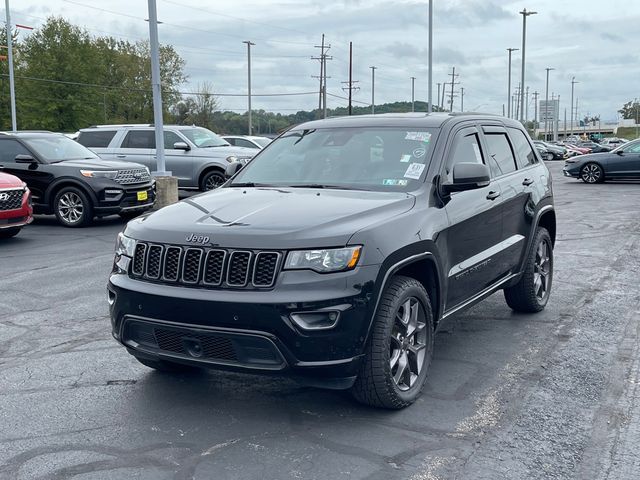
[23,135,99,163]
[230,127,437,191]
[180,127,229,148]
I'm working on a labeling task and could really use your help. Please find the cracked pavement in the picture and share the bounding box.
[1,162,639,479]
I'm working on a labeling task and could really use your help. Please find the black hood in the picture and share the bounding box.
[125,187,416,249]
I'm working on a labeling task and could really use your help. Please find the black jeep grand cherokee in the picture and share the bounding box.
[109,113,555,409]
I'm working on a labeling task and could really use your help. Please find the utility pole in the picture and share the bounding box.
[555,94,560,141]
[147,0,167,175]
[243,40,255,135]
[411,76,416,112]
[427,0,433,113]
[448,67,458,112]
[5,0,16,131]
[312,35,332,118]
[544,67,554,141]
[519,8,537,123]
[525,86,529,124]
[370,66,376,114]
[316,35,325,112]
[564,108,567,138]
[506,47,519,118]
[437,83,441,111]
[515,83,521,120]
[570,76,579,136]
[532,90,539,134]
[341,42,359,116]
[460,87,465,112]
[440,82,447,109]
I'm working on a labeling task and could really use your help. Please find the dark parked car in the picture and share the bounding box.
[577,142,611,153]
[0,171,32,238]
[533,140,568,160]
[0,132,155,227]
[108,113,556,409]
[563,138,640,183]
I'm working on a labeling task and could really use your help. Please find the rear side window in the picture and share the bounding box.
[122,130,155,149]
[225,138,236,146]
[77,130,116,148]
[485,133,517,175]
[509,128,537,168]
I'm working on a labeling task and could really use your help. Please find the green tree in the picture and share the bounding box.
[619,100,640,121]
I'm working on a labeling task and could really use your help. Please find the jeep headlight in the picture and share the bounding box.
[81,170,118,179]
[284,246,362,273]
[115,232,137,257]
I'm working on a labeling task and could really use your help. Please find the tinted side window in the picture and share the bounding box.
[122,131,155,149]
[485,133,517,175]
[236,138,258,149]
[225,138,236,146]
[445,131,484,183]
[164,131,182,149]
[77,130,116,148]
[509,128,537,168]
[0,139,31,163]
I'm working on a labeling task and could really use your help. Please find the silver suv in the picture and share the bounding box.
[77,125,255,191]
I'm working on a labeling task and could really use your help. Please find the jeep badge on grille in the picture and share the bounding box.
[186,233,210,244]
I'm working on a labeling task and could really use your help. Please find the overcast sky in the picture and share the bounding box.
[6,0,640,121]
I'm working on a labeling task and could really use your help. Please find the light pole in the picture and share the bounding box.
[411,76,416,112]
[570,76,579,136]
[147,0,168,175]
[544,67,554,141]
[370,66,376,114]
[460,87,465,112]
[427,0,433,113]
[243,40,255,135]
[519,8,537,123]
[4,0,16,131]
[507,47,519,118]
[436,83,441,112]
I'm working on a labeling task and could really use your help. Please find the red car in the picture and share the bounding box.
[0,171,33,238]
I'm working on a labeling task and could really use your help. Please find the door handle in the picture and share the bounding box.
[116,154,126,158]
[522,178,534,186]
[486,191,501,200]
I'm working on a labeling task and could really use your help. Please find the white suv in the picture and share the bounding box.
[77,125,255,191]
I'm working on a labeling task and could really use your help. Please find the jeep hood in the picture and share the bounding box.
[125,187,415,249]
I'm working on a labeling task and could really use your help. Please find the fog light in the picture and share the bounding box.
[290,311,341,331]
[107,289,116,306]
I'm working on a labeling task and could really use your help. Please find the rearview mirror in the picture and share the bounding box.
[15,154,36,164]
[173,141,190,151]
[442,162,490,194]
[225,161,244,178]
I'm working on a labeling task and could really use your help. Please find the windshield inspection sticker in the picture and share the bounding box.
[400,154,412,163]
[413,147,426,158]
[383,179,409,186]
[404,163,426,180]
[405,131,432,142]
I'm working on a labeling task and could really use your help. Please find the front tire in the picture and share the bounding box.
[0,227,21,239]
[200,170,226,191]
[504,227,553,313]
[54,187,93,227]
[580,163,604,184]
[546,152,554,161]
[351,275,434,409]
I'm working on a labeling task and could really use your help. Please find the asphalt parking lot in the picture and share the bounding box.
[1,162,639,480]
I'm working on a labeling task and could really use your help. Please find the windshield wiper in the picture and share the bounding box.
[229,182,278,188]
[285,184,369,191]
[201,144,228,148]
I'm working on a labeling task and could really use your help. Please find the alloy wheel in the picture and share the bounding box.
[389,297,427,391]
[205,173,225,190]
[58,192,84,224]
[581,164,601,183]
[533,239,551,301]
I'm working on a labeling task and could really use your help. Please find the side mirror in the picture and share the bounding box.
[442,162,490,194]
[616,150,624,155]
[15,154,37,164]
[173,141,190,151]
[225,161,244,178]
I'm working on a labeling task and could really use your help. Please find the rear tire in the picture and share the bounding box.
[351,275,434,409]
[54,187,93,227]
[546,152,554,161]
[134,356,200,373]
[504,227,553,313]
[0,227,21,239]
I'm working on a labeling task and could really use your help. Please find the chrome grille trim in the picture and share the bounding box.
[0,188,24,211]
[114,168,151,185]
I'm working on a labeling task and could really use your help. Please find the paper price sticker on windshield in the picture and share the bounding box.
[405,131,432,142]
[404,163,426,180]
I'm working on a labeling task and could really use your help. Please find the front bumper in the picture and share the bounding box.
[94,182,156,216]
[563,165,579,178]
[0,189,33,230]
[108,265,380,388]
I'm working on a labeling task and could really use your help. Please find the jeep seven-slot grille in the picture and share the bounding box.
[130,242,281,289]
[0,189,24,211]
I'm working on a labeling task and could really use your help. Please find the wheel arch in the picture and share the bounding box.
[45,178,97,210]
[198,165,226,190]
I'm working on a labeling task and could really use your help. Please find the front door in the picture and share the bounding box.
[161,130,194,188]
[441,126,505,309]
[0,139,53,206]
[607,142,640,178]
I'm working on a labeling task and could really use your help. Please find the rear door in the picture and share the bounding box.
[116,130,154,170]
[441,125,505,309]
[480,126,533,277]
